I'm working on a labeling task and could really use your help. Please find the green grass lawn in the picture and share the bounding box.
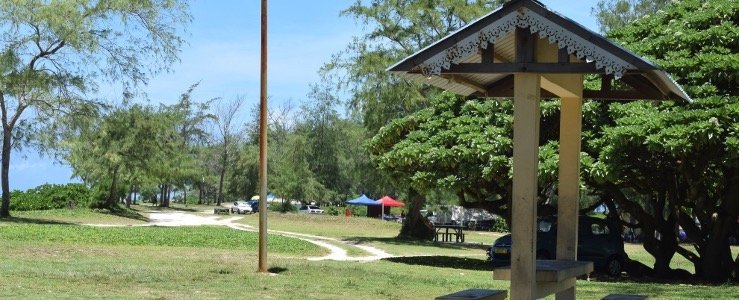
[1,208,737,299]
[237,212,505,257]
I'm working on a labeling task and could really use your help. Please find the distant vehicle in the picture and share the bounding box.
[230,201,253,214]
[246,200,259,212]
[298,205,324,214]
[487,216,627,277]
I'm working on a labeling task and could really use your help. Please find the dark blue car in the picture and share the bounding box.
[487,216,627,277]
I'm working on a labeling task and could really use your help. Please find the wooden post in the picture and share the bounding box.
[257,0,268,274]
[556,83,583,300]
[510,72,540,300]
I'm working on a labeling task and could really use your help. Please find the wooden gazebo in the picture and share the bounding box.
[388,0,690,299]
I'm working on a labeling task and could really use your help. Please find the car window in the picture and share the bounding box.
[591,223,610,235]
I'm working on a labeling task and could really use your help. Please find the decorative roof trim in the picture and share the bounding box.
[416,7,636,79]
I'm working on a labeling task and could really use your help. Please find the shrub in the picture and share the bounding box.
[10,183,94,211]
[492,217,509,233]
[271,201,297,213]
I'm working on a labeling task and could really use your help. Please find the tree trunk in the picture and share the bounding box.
[183,186,187,206]
[106,167,120,209]
[133,185,138,205]
[398,188,434,240]
[217,168,225,206]
[159,184,167,207]
[198,181,203,205]
[698,170,739,282]
[0,127,11,218]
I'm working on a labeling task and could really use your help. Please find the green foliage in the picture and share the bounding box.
[271,201,298,213]
[0,0,191,217]
[590,0,739,281]
[325,0,504,132]
[9,184,93,211]
[491,217,509,233]
[592,0,671,33]
[66,104,185,208]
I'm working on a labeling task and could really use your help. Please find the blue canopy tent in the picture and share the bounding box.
[346,194,378,206]
[346,194,378,217]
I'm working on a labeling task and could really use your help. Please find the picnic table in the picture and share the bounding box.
[493,259,593,299]
[433,224,465,243]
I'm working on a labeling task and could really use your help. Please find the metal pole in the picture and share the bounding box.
[257,0,268,273]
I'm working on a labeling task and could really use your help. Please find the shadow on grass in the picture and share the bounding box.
[382,255,493,271]
[344,236,489,251]
[0,216,74,225]
[135,205,199,213]
[268,267,289,274]
[103,206,150,222]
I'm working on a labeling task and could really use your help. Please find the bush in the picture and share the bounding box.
[10,183,93,211]
[492,217,509,233]
[270,201,297,213]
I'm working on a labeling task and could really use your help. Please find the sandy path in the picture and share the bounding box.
[141,210,392,261]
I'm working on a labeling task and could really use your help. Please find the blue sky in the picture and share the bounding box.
[11,0,600,191]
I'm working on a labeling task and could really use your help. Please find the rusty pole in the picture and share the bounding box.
[257,0,268,273]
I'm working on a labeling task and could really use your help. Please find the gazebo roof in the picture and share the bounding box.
[388,0,690,102]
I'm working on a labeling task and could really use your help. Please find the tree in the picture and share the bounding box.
[589,0,739,282]
[326,0,503,132]
[592,0,671,33]
[0,0,191,217]
[67,104,181,209]
[169,83,215,205]
[367,93,589,226]
[213,96,245,206]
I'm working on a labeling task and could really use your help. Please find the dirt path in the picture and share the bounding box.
[143,210,392,261]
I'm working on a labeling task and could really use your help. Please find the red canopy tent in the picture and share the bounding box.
[372,195,405,219]
[376,195,405,207]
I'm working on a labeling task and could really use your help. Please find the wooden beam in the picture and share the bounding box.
[482,43,494,64]
[620,74,665,99]
[558,48,570,63]
[511,73,540,300]
[516,27,535,63]
[556,84,583,300]
[416,62,599,74]
[541,74,583,98]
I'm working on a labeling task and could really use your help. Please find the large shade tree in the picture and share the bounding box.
[588,0,739,282]
[0,0,191,217]
[372,0,738,282]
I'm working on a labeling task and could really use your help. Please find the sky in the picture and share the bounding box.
[10,0,600,191]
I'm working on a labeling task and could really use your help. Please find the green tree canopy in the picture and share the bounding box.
[0,0,191,217]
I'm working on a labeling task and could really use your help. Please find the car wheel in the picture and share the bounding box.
[606,256,623,277]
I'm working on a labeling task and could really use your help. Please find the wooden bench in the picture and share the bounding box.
[436,289,506,300]
[602,294,648,300]
[493,259,593,299]
[433,224,465,243]
[214,207,230,214]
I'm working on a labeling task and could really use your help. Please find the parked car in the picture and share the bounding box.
[487,216,627,277]
[298,205,324,214]
[230,201,253,214]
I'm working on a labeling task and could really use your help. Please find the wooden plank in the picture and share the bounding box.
[510,73,540,300]
[494,260,594,282]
